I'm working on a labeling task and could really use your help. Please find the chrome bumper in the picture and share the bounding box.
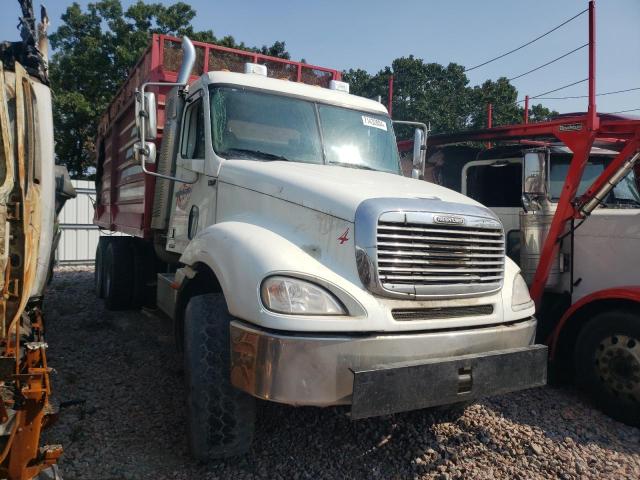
[230,317,541,409]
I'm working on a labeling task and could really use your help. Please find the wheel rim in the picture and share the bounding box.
[595,334,640,403]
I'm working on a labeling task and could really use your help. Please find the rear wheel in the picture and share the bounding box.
[184,293,255,460]
[575,310,640,426]
[103,238,134,310]
[94,237,108,299]
[131,239,156,308]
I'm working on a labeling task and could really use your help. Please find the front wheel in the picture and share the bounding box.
[574,309,640,426]
[184,293,256,460]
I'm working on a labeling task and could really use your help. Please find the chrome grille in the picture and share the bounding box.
[376,218,505,296]
[392,304,494,321]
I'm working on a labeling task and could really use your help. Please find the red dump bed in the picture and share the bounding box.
[94,34,342,238]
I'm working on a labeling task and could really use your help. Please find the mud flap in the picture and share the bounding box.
[351,344,547,419]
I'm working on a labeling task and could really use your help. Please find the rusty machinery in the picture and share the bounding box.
[0,1,66,478]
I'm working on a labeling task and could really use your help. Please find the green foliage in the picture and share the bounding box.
[345,59,558,137]
[529,103,558,123]
[468,77,520,128]
[50,0,290,177]
[391,58,470,133]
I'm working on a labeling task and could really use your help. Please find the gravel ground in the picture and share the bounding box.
[42,267,640,480]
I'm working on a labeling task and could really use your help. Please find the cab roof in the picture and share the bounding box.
[198,71,389,115]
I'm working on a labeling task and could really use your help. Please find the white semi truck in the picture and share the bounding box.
[93,35,546,459]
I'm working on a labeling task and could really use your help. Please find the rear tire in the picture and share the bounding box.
[575,309,640,427]
[94,237,108,299]
[184,293,255,460]
[131,239,156,308]
[103,238,134,310]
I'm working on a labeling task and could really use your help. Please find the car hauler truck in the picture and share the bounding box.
[0,1,76,477]
[417,128,640,427]
[398,112,640,427]
[93,35,546,459]
[395,0,639,428]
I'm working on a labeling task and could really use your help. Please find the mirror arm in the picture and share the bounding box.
[137,80,198,184]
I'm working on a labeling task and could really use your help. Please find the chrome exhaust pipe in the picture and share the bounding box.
[580,151,640,215]
[177,36,196,85]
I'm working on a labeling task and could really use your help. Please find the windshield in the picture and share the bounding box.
[209,86,400,173]
[549,154,640,207]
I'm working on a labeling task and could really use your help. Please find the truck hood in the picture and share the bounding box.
[218,160,487,222]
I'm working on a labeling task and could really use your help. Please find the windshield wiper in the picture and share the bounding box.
[220,148,291,162]
[328,161,377,171]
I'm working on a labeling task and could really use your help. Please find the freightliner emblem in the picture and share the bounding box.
[559,123,583,132]
[433,215,465,225]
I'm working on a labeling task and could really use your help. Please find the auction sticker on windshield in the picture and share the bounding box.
[362,115,387,131]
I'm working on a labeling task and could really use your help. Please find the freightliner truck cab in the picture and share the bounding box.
[93,36,546,459]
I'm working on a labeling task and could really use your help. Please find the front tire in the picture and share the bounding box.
[575,309,640,426]
[184,293,256,460]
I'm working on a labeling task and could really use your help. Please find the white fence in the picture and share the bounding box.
[56,180,122,265]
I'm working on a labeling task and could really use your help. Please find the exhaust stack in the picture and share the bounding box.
[177,36,196,85]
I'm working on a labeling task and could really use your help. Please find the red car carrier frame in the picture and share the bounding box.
[397,1,640,426]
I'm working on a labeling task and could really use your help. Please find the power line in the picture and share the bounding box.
[471,85,639,116]
[535,86,640,100]
[464,8,588,72]
[526,78,589,100]
[606,107,640,114]
[483,79,589,113]
[508,43,588,81]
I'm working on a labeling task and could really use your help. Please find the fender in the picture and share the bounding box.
[547,286,640,358]
[177,221,369,332]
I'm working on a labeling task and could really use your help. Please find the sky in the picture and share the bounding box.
[1,0,638,116]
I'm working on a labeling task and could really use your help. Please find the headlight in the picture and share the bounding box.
[511,273,534,311]
[261,276,346,315]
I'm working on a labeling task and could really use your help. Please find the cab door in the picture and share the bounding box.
[166,89,217,254]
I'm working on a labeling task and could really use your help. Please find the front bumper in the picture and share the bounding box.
[229,317,546,416]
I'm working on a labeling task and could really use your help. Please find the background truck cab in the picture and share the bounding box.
[423,136,640,426]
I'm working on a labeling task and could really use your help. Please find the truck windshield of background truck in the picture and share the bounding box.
[210,86,401,173]
[549,155,640,207]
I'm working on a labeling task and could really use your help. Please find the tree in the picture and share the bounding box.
[468,77,521,129]
[50,0,291,177]
[345,58,471,135]
[345,57,559,138]
[529,103,558,123]
[391,58,470,134]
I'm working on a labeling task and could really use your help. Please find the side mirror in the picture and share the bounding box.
[135,92,157,140]
[134,141,157,165]
[522,151,547,211]
[412,128,425,179]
